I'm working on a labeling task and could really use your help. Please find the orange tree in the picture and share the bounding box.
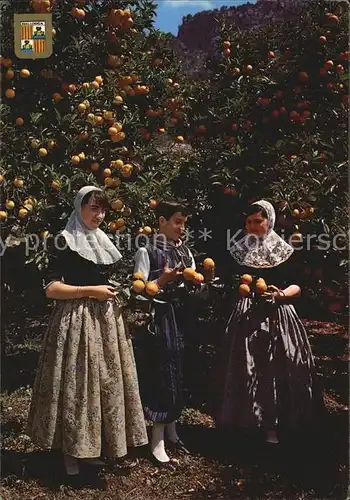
[176,0,348,319]
[0,0,195,308]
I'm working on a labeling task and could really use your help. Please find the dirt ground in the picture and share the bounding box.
[1,317,348,500]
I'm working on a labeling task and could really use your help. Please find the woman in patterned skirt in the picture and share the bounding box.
[26,186,148,476]
[216,200,323,444]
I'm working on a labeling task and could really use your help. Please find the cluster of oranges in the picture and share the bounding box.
[0,194,38,221]
[137,226,153,235]
[131,258,215,297]
[105,8,134,30]
[182,258,215,285]
[132,272,160,297]
[238,274,268,297]
[31,0,53,13]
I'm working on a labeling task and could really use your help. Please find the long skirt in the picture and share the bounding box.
[216,297,322,430]
[26,298,148,459]
[133,300,184,423]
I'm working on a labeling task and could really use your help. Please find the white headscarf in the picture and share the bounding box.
[61,186,122,265]
[230,199,294,268]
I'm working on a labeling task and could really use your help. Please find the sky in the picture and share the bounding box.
[154,0,256,35]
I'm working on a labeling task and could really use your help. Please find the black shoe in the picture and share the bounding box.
[166,439,190,455]
[149,452,179,470]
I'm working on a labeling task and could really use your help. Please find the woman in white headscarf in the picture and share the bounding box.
[27,186,148,477]
[215,200,322,444]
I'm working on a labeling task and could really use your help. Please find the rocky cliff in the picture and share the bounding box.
[177,0,305,54]
[171,0,306,77]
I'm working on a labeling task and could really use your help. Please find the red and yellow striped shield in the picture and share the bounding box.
[34,39,45,53]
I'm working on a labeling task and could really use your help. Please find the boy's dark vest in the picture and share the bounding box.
[146,243,193,282]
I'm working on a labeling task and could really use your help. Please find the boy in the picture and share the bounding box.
[133,201,213,466]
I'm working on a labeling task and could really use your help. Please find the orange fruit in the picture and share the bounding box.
[53,92,62,102]
[5,69,14,79]
[39,148,48,157]
[324,60,334,71]
[79,131,89,140]
[113,95,124,105]
[94,116,104,125]
[103,110,114,121]
[145,281,159,297]
[143,226,152,235]
[71,155,80,165]
[256,280,268,294]
[239,284,250,297]
[240,274,253,284]
[5,200,15,209]
[149,199,158,209]
[47,139,56,149]
[1,57,12,67]
[15,117,24,126]
[298,71,308,83]
[113,159,124,169]
[95,75,103,84]
[132,280,145,293]
[193,273,204,284]
[108,126,119,136]
[23,202,34,211]
[78,103,87,113]
[108,221,118,233]
[121,165,133,177]
[115,218,125,229]
[20,69,30,78]
[203,258,215,270]
[0,211,8,220]
[293,209,300,217]
[18,208,28,218]
[183,268,196,281]
[111,131,125,142]
[133,271,145,281]
[51,180,60,190]
[176,135,184,142]
[104,178,113,188]
[5,89,15,99]
[14,178,24,188]
[103,168,112,177]
[0,174,4,183]
[110,199,124,211]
